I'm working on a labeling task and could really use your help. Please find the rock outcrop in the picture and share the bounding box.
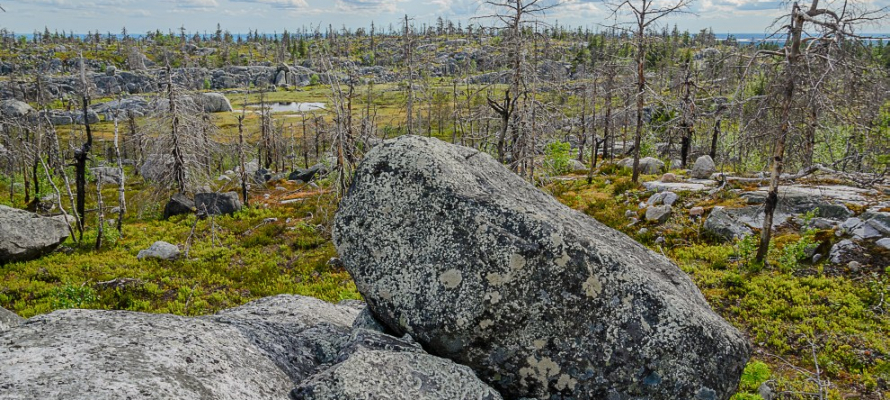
[617,156,666,175]
[691,155,716,179]
[0,205,70,263]
[195,192,242,216]
[334,136,750,400]
[0,295,361,400]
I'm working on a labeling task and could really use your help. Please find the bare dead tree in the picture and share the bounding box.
[602,0,693,183]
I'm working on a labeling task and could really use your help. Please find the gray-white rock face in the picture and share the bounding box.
[136,240,180,261]
[0,205,70,263]
[568,159,588,173]
[647,191,678,207]
[704,207,753,242]
[0,309,294,399]
[0,306,24,332]
[334,136,750,400]
[197,92,234,113]
[691,155,716,179]
[292,349,503,400]
[617,156,665,175]
[876,238,890,251]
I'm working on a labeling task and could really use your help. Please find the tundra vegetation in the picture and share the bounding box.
[1,2,889,398]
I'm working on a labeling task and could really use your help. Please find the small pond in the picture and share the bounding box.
[248,102,326,112]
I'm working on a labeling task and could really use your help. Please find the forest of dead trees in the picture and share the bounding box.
[1,0,889,260]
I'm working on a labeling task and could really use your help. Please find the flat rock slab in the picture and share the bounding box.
[643,180,715,193]
[334,136,750,400]
[747,185,878,206]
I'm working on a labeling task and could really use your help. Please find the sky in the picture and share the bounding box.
[1,0,888,36]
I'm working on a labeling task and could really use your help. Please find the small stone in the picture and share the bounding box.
[847,261,862,272]
[876,238,890,250]
[661,173,678,183]
[263,218,278,224]
[662,192,679,206]
[691,155,716,179]
[812,254,822,263]
[655,236,666,245]
[625,210,636,218]
[637,228,649,235]
[689,207,705,217]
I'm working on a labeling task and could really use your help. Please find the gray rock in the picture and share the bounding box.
[864,212,890,235]
[289,164,329,183]
[617,156,665,175]
[352,307,387,333]
[40,109,100,125]
[704,207,753,242]
[163,193,195,219]
[90,167,122,186]
[852,223,882,240]
[0,99,35,118]
[333,136,750,400]
[195,192,242,216]
[691,155,716,179]
[0,306,24,332]
[662,191,679,206]
[841,217,863,232]
[0,205,70,263]
[196,92,234,113]
[0,309,294,399]
[291,349,503,400]
[209,295,360,383]
[646,205,673,223]
[136,240,179,261]
[876,238,890,250]
[568,159,588,173]
[829,240,863,264]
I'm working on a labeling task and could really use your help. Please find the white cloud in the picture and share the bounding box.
[228,0,308,8]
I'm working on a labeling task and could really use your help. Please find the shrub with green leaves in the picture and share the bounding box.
[543,140,572,176]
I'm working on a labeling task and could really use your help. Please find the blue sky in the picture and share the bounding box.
[1,0,888,35]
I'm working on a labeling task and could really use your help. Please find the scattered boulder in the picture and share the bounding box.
[163,193,195,219]
[334,136,750,400]
[0,306,24,332]
[647,191,678,207]
[197,92,234,113]
[645,205,673,223]
[91,167,122,186]
[289,164,328,183]
[0,205,70,263]
[704,207,753,242]
[0,99,35,118]
[829,239,864,265]
[691,155,716,179]
[617,156,665,175]
[690,207,705,217]
[876,238,890,250]
[137,241,180,261]
[195,192,242,216]
[568,159,588,173]
[661,173,678,183]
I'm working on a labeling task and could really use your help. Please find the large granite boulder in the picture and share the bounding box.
[289,163,329,183]
[704,207,754,242]
[334,136,750,400]
[0,295,361,399]
[91,166,123,186]
[0,306,24,332]
[163,192,195,219]
[0,205,70,263]
[136,241,180,261]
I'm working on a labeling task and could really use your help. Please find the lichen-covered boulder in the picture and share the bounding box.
[334,136,750,400]
[195,192,242,216]
[704,207,754,242]
[136,240,180,261]
[197,92,234,113]
[617,156,665,175]
[0,205,70,263]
